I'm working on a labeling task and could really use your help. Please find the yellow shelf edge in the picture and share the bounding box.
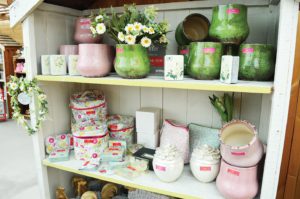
[43,159,201,199]
[36,75,273,94]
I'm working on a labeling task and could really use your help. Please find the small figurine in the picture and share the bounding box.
[72,177,87,197]
[81,191,97,199]
[56,186,68,199]
[101,183,118,199]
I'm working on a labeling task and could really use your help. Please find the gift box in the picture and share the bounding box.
[220,55,240,84]
[100,147,125,162]
[50,55,67,75]
[164,55,184,81]
[136,107,161,133]
[148,44,166,75]
[137,131,159,149]
[48,149,70,162]
[132,147,156,171]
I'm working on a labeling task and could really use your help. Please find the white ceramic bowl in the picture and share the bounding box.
[153,156,184,182]
[190,156,220,183]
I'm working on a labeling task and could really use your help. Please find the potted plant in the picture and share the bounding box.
[90,5,169,79]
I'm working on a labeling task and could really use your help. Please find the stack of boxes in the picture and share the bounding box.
[136,107,161,149]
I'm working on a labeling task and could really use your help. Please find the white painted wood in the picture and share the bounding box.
[141,87,163,108]
[259,95,272,144]
[9,0,43,28]
[260,0,299,198]
[211,92,224,128]
[119,86,141,116]
[240,93,262,129]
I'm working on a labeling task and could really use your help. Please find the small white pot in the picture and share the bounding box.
[190,156,220,183]
[153,156,184,182]
[41,55,50,75]
[68,55,80,76]
[50,55,67,75]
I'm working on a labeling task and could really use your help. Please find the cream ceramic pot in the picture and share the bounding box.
[153,156,184,183]
[216,159,258,199]
[190,157,220,183]
[220,120,264,167]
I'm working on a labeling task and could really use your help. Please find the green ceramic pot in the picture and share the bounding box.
[178,45,189,75]
[175,13,210,45]
[239,44,275,81]
[187,42,223,80]
[114,44,150,79]
[209,4,249,45]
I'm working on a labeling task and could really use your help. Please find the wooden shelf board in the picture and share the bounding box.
[36,75,273,94]
[43,153,223,199]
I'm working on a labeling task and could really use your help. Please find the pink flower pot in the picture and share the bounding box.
[216,159,258,199]
[60,45,78,55]
[220,120,264,167]
[77,44,114,77]
[74,17,102,44]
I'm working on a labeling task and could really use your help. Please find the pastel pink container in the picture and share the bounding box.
[60,45,78,55]
[220,120,264,167]
[74,17,102,44]
[216,159,258,199]
[77,44,114,77]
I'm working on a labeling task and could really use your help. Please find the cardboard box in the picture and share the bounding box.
[164,55,184,81]
[137,131,159,149]
[136,107,161,133]
[220,55,240,84]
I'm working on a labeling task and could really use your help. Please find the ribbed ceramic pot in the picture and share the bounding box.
[175,13,210,45]
[220,120,264,167]
[239,44,275,81]
[114,44,150,79]
[209,4,249,45]
[216,159,258,199]
[77,44,114,77]
[187,42,223,80]
[74,18,102,44]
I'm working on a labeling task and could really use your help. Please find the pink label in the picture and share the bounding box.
[86,110,96,115]
[180,49,189,55]
[116,48,124,54]
[203,48,216,54]
[227,8,240,14]
[127,166,136,171]
[228,169,240,176]
[79,19,91,25]
[242,48,254,54]
[156,165,166,171]
[231,152,246,156]
[200,166,211,171]
[49,138,54,143]
[83,161,90,166]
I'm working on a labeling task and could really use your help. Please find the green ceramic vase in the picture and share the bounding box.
[209,4,249,45]
[187,42,223,80]
[239,44,275,81]
[114,44,150,79]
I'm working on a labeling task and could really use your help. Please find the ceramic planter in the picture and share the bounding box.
[216,159,258,199]
[209,4,249,45]
[60,45,78,55]
[77,44,114,77]
[114,44,150,79]
[187,42,223,80]
[178,45,189,74]
[68,55,80,76]
[239,44,275,81]
[220,120,264,167]
[175,13,210,45]
[153,156,184,182]
[74,18,102,44]
[50,55,67,75]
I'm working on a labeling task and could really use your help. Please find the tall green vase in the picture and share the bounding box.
[187,42,223,80]
[209,4,249,45]
[114,44,150,79]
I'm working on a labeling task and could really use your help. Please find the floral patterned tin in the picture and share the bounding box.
[50,55,67,75]
[70,91,107,123]
[74,133,109,161]
[45,134,73,154]
[71,121,108,137]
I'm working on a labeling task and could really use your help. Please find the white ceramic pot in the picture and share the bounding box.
[68,55,80,76]
[41,55,50,75]
[190,156,220,183]
[153,156,184,182]
[50,55,67,75]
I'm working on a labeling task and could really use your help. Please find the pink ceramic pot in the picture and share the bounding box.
[60,45,78,55]
[220,120,264,167]
[77,44,114,77]
[74,17,102,43]
[216,159,258,199]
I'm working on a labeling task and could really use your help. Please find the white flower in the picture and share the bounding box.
[38,94,47,101]
[118,32,125,42]
[96,23,106,34]
[141,37,152,48]
[149,27,155,35]
[125,35,136,45]
[125,24,134,34]
[90,26,97,34]
[142,26,149,33]
[95,15,104,22]
[133,22,143,32]
[10,83,18,90]
[159,34,168,44]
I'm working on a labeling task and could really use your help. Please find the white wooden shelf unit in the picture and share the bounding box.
[15,0,299,198]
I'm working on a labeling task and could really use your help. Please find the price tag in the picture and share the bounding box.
[17,92,31,105]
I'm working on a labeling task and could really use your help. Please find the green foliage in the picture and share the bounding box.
[209,93,234,123]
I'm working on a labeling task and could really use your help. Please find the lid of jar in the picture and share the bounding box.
[191,145,221,163]
[154,144,182,161]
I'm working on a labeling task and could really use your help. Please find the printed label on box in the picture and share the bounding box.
[156,165,166,171]
[200,166,211,171]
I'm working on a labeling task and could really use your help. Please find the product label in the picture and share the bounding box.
[79,19,91,30]
[127,166,136,171]
[150,56,164,67]
[156,165,166,171]
[242,48,254,54]
[86,110,96,115]
[180,49,189,55]
[113,142,121,147]
[84,139,98,144]
[227,169,240,176]
[231,152,246,156]
[116,48,124,54]
[203,48,216,54]
[226,8,240,14]
[200,166,211,171]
